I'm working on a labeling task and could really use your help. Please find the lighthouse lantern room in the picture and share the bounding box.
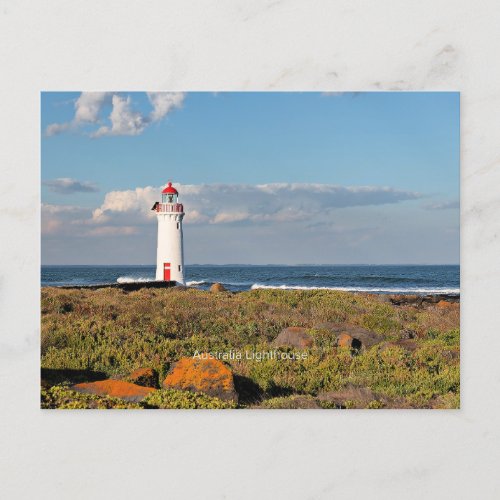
[152,182,185,284]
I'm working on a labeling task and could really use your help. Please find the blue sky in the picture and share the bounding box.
[41,92,459,265]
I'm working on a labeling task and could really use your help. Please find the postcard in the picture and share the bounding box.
[41,91,459,409]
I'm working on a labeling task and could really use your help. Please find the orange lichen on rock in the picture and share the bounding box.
[163,357,238,402]
[210,283,227,293]
[436,300,455,309]
[337,332,362,351]
[72,380,156,402]
[314,323,383,348]
[337,333,354,347]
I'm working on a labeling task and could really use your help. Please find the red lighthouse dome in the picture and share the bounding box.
[162,181,178,195]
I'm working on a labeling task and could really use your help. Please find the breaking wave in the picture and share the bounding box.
[116,276,154,284]
[186,280,206,286]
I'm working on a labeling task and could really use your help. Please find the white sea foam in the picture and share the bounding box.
[250,284,460,294]
[116,276,154,283]
[186,280,206,286]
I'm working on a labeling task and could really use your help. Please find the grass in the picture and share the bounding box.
[41,286,460,409]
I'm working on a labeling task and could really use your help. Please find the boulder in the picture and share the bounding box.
[390,294,420,306]
[72,380,156,402]
[163,356,238,402]
[274,327,314,348]
[400,328,417,340]
[318,385,407,409]
[318,386,380,409]
[210,283,226,293]
[337,333,362,350]
[313,323,384,349]
[128,367,158,388]
[436,300,455,310]
[390,294,459,307]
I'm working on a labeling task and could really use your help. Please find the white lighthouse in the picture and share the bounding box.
[152,182,185,284]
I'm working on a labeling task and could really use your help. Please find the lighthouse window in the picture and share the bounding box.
[178,265,181,271]
[177,222,179,229]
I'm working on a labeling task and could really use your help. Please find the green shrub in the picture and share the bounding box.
[362,304,400,336]
[41,385,141,409]
[260,395,319,409]
[143,389,236,409]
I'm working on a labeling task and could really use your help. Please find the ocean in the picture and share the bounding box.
[41,264,460,294]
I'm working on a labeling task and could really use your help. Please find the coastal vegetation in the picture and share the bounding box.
[41,286,460,409]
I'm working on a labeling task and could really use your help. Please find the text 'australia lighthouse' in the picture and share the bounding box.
[152,182,185,284]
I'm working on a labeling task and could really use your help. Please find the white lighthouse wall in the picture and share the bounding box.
[155,213,185,284]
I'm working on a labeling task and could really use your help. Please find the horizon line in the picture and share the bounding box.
[41,263,460,267]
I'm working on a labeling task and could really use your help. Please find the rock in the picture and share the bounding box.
[72,380,156,402]
[337,333,362,350]
[442,348,460,361]
[163,356,238,402]
[128,367,158,388]
[318,385,407,409]
[274,327,314,348]
[313,323,384,349]
[436,300,455,309]
[376,294,393,303]
[210,283,226,293]
[400,328,417,340]
[390,294,460,307]
[390,294,420,306]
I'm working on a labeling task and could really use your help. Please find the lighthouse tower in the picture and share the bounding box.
[152,182,185,284]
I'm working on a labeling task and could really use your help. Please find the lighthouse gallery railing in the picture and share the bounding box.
[156,203,184,213]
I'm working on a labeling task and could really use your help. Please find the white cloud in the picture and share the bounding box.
[45,122,71,136]
[43,177,99,194]
[89,182,421,228]
[42,183,421,244]
[41,185,459,265]
[86,226,139,236]
[41,204,90,235]
[46,92,185,138]
[212,211,250,224]
[46,92,111,136]
[147,92,185,122]
[185,209,210,224]
[92,186,158,223]
[42,203,140,239]
[91,95,146,137]
[74,92,110,123]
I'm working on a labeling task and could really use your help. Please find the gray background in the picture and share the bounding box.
[1,1,499,498]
